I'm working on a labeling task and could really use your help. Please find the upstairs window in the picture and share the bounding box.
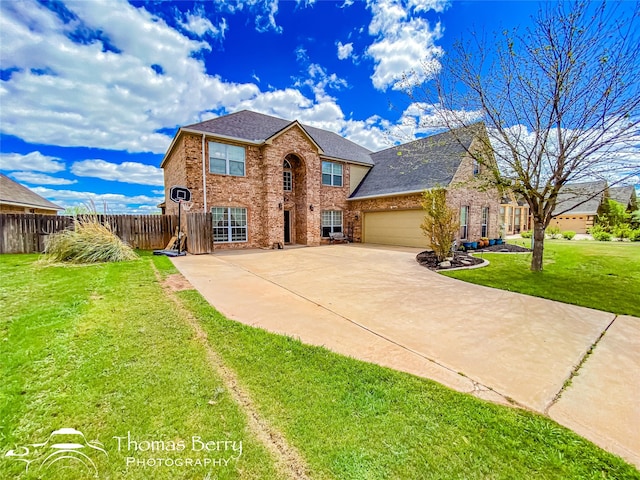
[209,141,245,176]
[473,159,480,176]
[283,159,292,191]
[322,161,343,187]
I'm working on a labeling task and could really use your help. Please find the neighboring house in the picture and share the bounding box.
[548,181,637,234]
[0,174,62,214]
[161,110,500,249]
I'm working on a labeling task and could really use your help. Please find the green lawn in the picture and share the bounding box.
[444,240,640,317]
[1,253,638,479]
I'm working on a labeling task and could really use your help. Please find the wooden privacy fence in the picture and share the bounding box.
[185,212,213,254]
[0,214,181,254]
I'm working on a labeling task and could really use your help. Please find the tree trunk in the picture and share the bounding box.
[531,221,546,272]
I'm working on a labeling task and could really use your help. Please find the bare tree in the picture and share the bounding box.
[404,0,640,271]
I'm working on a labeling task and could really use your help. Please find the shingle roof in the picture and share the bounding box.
[349,124,480,199]
[552,181,607,215]
[608,185,637,209]
[0,174,62,211]
[184,110,374,165]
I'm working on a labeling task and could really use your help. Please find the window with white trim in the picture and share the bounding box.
[460,206,469,239]
[321,161,343,187]
[209,141,245,176]
[481,207,489,237]
[212,207,247,242]
[321,210,342,237]
[283,159,292,191]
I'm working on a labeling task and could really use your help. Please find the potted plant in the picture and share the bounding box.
[463,241,473,249]
[489,238,496,246]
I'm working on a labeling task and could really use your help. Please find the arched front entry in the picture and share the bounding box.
[282,153,308,245]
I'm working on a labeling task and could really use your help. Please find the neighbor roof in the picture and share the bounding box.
[349,124,482,200]
[181,110,374,166]
[608,184,637,209]
[0,174,62,211]
[552,181,607,215]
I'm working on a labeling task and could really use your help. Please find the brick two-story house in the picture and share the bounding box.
[161,110,500,250]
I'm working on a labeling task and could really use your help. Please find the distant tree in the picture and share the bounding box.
[420,187,458,262]
[404,1,640,271]
[597,199,630,231]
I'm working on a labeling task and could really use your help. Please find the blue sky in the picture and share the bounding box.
[0,0,634,213]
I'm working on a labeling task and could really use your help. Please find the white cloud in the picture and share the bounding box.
[337,41,354,60]
[71,159,164,186]
[178,5,227,39]
[10,171,77,185]
[0,151,66,173]
[0,0,259,154]
[365,0,446,91]
[254,0,282,33]
[32,186,163,214]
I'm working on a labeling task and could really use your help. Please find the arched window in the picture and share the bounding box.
[283,159,292,191]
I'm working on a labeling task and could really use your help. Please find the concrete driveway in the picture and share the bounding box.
[171,244,639,467]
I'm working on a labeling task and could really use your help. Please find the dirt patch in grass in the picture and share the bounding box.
[155,266,311,480]
[417,244,531,271]
[163,273,193,291]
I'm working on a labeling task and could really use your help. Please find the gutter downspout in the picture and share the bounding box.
[201,133,207,213]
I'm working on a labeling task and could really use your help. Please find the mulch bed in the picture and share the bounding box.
[416,243,531,271]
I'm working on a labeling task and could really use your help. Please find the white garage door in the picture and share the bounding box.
[363,210,427,248]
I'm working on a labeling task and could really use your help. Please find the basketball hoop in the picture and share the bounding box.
[181,200,193,212]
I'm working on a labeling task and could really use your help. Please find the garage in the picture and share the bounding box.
[363,209,428,248]
[550,215,593,234]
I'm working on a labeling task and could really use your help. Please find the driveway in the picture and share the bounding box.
[171,244,639,467]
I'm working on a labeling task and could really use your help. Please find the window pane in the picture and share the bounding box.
[227,145,245,162]
[334,211,343,225]
[231,227,247,242]
[210,158,226,174]
[229,160,245,176]
[283,171,292,191]
[322,173,332,185]
[332,163,343,176]
[333,175,343,187]
[322,162,332,174]
[210,142,226,159]
[322,226,332,237]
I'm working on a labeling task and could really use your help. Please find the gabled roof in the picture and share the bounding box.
[349,124,481,200]
[552,181,607,215]
[180,110,373,166]
[0,174,63,211]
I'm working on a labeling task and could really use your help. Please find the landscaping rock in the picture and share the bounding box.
[439,261,451,268]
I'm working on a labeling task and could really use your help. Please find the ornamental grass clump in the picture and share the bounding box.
[44,219,137,263]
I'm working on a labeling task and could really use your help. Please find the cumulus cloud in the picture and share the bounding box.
[365,0,447,91]
[32,186,163,214]
[71,159,164,186]
[337,41,354,60]
[0,151,66,173]
[10,171,77,185]
[0,0,259,154]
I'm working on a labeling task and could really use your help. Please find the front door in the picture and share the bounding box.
[284,210,291,243]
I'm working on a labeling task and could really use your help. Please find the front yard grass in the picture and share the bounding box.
[444,240,640,317]
[1,253,638,479]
